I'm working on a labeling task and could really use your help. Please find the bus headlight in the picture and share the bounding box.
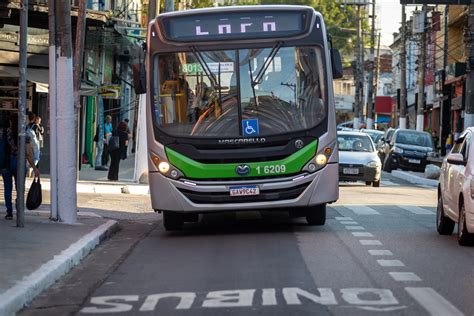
[150,151,183,179]
[158,162,170,173]
[315,154,327,166]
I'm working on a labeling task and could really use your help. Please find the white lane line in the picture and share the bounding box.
[405,287,464,316]
[345,205,381,215]
[369,250,393,256]
[345,226,365,230]
[359,240,383,246]
[352,232,374,237]
[397,205,434,215]
[389,272,422,282]
[377,260,405,267]
[335,216,353,221]
[340,221,358,225]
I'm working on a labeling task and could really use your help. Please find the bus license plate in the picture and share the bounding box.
[408,159,421,164]
[230,186,260,197]
[343,168,359,175]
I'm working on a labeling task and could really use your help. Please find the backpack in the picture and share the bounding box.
[26,124,40,162]
[0,128,11,170]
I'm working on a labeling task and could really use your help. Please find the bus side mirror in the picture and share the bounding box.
[331,48,343,79]
[132,63,147,95]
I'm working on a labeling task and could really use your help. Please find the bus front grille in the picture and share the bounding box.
[177,183,310,204]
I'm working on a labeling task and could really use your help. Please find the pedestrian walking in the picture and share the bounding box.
[101,115,113,167]
[2,115,39,220]
[26,112,41,172]
[123,118,132,159]
[107,121,128,181]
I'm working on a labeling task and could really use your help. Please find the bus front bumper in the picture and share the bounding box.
[149,163,339,213]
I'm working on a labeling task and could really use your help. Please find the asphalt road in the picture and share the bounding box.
[20,173,474,316]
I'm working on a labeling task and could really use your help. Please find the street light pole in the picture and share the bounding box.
[354,5,362,130]
[400,5,407,129]
[416,5,427,132]
[366,0,376,129]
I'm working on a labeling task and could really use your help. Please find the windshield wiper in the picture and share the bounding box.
[190,45,222,109]
[251,41,283,87]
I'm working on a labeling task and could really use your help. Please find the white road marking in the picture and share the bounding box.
[368,250,393,256]
[340,288,398,305]
[377,260,405,267]
[345,226,366,230]
[360,240,383,246]
[352,232,374,237]
[203,290,255,307]
[140,293,196,311]
[405,287,464,316]
[335,216,353,221]
[81,296,139,313]
[340,221,359,225]
[389,272,422,282]
[345,205,381,215]
[282,288,337,305]
[262,288,277,306]
[397,205,434,215]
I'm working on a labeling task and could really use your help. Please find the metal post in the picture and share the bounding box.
[354,5,362,130]
[17,0,28,228]
[374,33,381,100]
[165,0,174,12]
[74,0,87,178]
[48,0,58,221]
[416,5,427,132]
[366,0,376,129]
[464,1,474,128]
[400,5,407,129]
[56,0,77,224]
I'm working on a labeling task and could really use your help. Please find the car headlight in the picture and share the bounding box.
[393,146,403,154]
[366,160,380,168]
[427,151,437,158]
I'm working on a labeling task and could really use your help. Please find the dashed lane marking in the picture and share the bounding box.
[405,287,464,316]
[368,250,393,256]
[377,260,405,267]
[345,226,366,230]
[359,240,383,246]
[335,216,353,220]
[340,221,359,225]
[352,232,374,237]
[389,272,422,282]
[345,205,381,215]
[397,205,434,215]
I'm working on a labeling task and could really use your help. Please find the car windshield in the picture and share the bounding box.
[363,130,383,143]
[337,134,374,152]
[396,131,433,148]
[152,46,326,138]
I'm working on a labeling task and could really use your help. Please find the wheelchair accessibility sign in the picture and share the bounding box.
[242,119,260,137]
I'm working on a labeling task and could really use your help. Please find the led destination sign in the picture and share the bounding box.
[161,10,309,42]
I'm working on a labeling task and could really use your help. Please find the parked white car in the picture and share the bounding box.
[437,128,474,246]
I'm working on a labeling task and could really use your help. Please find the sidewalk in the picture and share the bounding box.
[0,211,119,316]
[390,170,439,187]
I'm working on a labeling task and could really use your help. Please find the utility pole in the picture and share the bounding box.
[48,0,58,221]
[416,5,427,132]
[56,0,77,224]
[148,0,160,21]
[74,0,87,176]
[17,0,28,228]
[354,5,362,130]
[366,0,376,129]
[400,5,407,129]
[374,33,381,100]
[464,0,474,128]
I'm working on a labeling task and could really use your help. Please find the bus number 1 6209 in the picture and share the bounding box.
[256,165,286,175]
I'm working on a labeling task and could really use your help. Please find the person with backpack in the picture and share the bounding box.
[2,115,39,220]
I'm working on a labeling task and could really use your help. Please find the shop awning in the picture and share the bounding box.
[0,65,97,96]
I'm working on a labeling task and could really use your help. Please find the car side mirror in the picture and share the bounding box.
[331,48,343,79]
[447,153,466,166]
[132,62,147,94]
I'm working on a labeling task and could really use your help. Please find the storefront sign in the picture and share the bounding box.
[99,84,121,99]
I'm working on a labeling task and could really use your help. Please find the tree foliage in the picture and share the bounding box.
[185,0,370,65]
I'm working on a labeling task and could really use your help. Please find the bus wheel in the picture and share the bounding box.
[163,211,184,231]
[306,204,326,226]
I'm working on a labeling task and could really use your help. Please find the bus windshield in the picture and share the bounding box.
[153,46,326,138]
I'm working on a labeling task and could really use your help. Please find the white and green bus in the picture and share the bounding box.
[141,5,343,230]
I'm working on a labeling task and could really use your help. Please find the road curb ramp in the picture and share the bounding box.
[391,170,438,187]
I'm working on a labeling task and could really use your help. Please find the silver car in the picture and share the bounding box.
[337,131,382,187]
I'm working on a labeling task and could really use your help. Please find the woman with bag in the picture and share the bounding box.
[107,121,128,181]
[2,115,39,220]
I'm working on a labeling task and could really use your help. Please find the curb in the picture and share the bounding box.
[0,220,119,316]
[391,170,438,187]
[24,179,150,195]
